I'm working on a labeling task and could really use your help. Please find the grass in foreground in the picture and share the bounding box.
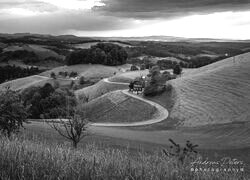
[0,134,248,180]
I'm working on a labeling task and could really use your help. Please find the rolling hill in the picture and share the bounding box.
[0,64,131,92]
[41,64,130,80]
[3,44,63,60]
[168,52,250,127]
[84,91,156,123]
[109,70,149,83]
[0,75,50,91]
[75,79,128,101]
[73,52,250,128]
[74,41,132,49]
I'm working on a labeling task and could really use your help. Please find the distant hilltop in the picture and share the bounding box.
[0,33,250,43]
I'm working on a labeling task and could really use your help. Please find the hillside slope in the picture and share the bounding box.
[75,80,128,101]
[3,44,63,60]
[85,91,156,123]
[0,75,50,91]
[41,64,130,80]
[169,52,250,127]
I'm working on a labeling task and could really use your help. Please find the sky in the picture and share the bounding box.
[0,0,250,39]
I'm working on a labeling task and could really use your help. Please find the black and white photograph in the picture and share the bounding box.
[0,0,250,179]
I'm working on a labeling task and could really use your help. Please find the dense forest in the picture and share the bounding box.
[0,65,42,84]
[0,50,39,63]
[66,43,128,66]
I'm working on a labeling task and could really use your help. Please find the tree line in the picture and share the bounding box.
[0,50,39,63]
[66,43,128,66]
[0,65,42,84]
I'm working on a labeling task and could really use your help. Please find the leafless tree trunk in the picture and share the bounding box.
[48,113,88,148]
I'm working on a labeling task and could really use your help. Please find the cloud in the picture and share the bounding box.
[0,0,105,12]
[38,0,105,10]
[0,0,250,39]
[0,0,58,13]
[0,10,136,34]
[95,0,250,19]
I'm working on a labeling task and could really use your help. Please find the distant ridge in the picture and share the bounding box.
[0,33,95,42]
[95,35,250,42]
[0,33,249,42]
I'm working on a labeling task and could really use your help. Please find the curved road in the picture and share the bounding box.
[89,78,168,127]
[28,77,250,149]
[90,89,169,127]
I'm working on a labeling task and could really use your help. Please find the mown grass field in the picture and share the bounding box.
[0,75,77,91]
[109,70,149,83]
[3,44,63,60]
[75,80,128,101]
[85,91,156,123]
[0,75,50,91]
[41,64,130,80]
[169,52,250,127]
[0,64,131,91]
[74,42,132,49]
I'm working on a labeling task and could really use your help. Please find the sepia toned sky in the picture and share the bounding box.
[0,0,250,39]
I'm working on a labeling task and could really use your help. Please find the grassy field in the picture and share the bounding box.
[0,75,78,91]
[41,64,131,80]
[167,52,250,127]
[0,75,50,91]
[2,134,247,180]
[131,53,250,130]
[75,80,128,101]
[109,70,149,83]
[85,91,156,123]
[3,44,63,60]
[74,42,132,49]
[11,121,249,177]
[109,69,195,83]
[0,64,131,91]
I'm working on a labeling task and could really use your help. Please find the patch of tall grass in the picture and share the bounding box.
[0,135,247,180]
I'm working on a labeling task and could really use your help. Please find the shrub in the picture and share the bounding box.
[144,65,167,96]
[162,71,177,81]
[79,76,85,85]
[140,64,146,70]
[130,65,139,71]
[163,139,198,166]
[69,71,78,78]
[50,72,56,79]
[144,84,166,96]
[78,93,89,103]
[173,64,182,75]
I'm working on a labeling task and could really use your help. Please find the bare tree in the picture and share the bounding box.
[47,95,89,148]
[49,112,88,148]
